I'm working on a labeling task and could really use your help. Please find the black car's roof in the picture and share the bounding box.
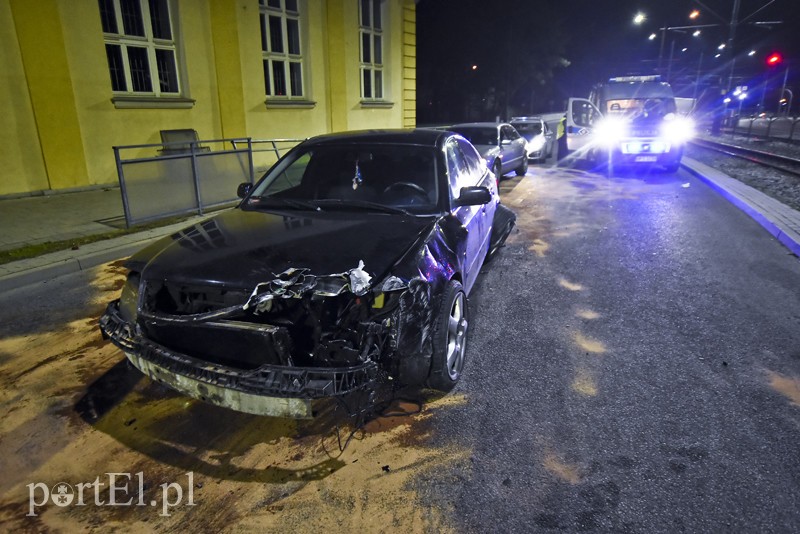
[303,128,449,148]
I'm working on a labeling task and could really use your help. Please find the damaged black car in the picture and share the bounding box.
[100,129,516,418]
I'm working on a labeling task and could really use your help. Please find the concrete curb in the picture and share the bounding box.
[0,239,158,294]
[682,157,800,258]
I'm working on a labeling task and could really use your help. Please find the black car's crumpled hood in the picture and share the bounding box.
[131,208,436,291]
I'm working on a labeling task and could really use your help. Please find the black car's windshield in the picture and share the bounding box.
[244,144,440,214]
[511,122,543,137]
[605,98,677,119]
[450,127,497,146]
[510,122,543,141]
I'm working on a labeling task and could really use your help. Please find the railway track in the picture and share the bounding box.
[689,137,800,179]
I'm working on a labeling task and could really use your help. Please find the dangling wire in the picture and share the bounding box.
[320,375,424,458]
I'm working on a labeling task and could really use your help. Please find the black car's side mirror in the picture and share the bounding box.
[237,183,253,199]
[456,186,492,206]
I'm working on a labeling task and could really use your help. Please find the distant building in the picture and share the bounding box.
[2,0,416,196]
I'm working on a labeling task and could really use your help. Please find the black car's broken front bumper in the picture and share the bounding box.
[99,300,378,418]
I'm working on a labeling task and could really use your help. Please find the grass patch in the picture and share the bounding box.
[0,214,197,266]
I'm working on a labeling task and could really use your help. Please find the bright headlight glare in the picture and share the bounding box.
[594,117,628,146]
[662,117,695,143]
[526,136,546,153]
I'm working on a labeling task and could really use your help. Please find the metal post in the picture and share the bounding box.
[726,0,741,92]
[658,26,666,73]
[784,89,793,117]
[247,138,255,184]
[766,117,775,137]
[113,146,134,228]
[693,51,704,103]
[667,39,676,82]
[190,141,204,216]
[779,67,789,115]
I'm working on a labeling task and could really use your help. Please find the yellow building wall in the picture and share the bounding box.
[0,1,49,195]
[239,0,332,140]
[402,0,416,128]
[329,0,405,132]
[8,0,89,193]
[3,0,415,196]
[61,0,223,187]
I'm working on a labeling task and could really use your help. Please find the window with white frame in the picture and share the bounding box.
[99,0,181,96]
[359,0,384,100]
[260,0,305,98]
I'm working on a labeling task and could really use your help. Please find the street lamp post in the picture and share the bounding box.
[693,51,704,102]
[781,89,793,116]
[725,0,741,92]
[779,67,790,115]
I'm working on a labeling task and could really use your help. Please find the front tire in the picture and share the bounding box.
[493,161,504,186]
[516,153,528,176]
[427,280,469,392]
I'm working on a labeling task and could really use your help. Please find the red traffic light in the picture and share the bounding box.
[766,52,782,66]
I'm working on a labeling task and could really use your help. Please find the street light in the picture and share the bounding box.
[737,91,747,116]
[634,12,646,25]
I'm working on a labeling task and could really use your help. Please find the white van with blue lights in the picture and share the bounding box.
[564,75,694,172]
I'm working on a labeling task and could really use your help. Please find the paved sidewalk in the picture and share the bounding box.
[0,187,125,252]
[0,160,798,294]
[0,186,219,293]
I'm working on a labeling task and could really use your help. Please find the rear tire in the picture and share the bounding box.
[426,280,469,392]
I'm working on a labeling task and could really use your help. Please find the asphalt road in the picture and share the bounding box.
[1,162,799,532]
[430,164,800,532]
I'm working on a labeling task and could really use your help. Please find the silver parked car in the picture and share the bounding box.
[449,122,528,182]
[510,116,554,163]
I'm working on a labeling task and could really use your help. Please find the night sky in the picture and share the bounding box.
[416,0,798,123]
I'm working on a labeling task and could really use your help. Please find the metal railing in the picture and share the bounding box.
[232,138,305,175]
[113,138,254,227]
[730,116,800,142]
